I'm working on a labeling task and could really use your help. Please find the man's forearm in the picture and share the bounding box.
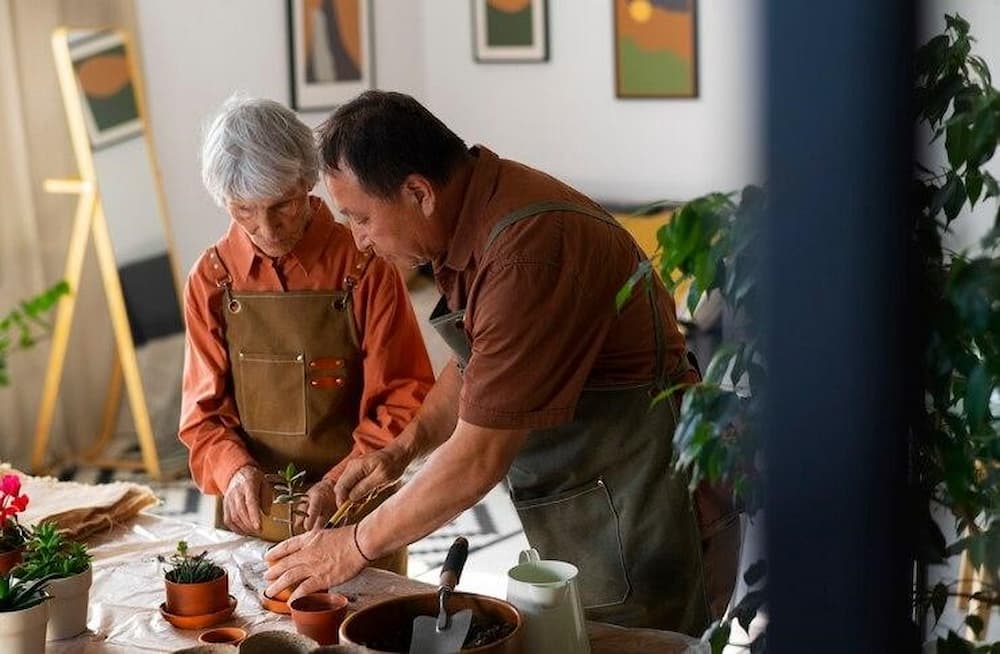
[393,358,463,462]
[355,420,529,559]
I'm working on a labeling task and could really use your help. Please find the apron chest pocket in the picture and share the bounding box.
[512,477,630,609]
[236,351,306,435]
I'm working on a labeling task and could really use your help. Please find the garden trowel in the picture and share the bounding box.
[409,536,472,654]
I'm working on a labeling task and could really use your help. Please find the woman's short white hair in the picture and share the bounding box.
[201,93,319,206]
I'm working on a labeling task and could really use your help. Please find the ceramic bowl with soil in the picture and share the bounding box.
[339,592,523,653]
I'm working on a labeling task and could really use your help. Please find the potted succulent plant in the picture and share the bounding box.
[158,540,230,619]
[267,462,310,542]
[0,572,55,654]
[14,521,92,640]
[0,475,30,575]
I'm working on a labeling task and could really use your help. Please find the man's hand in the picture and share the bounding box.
[222,465,264,535]
[334,447,409,507]
[302,478,338,532]
[263,526,366,601]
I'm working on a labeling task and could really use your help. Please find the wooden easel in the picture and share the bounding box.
[32,180,162,479]
[32,27,185,481]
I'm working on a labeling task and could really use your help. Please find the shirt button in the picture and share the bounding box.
[335,377,346,387]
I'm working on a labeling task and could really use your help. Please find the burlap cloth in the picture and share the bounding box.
[0,463,157,542]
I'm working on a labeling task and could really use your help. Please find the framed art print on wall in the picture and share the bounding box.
[614,0,698,98]
[68,31,144,149]
[472,0,549,63]
[287,0,373,112]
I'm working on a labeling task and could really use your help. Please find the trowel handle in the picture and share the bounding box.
[440,536,469,591]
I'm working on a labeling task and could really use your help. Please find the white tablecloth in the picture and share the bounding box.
[48,513,704,653]
[49,514,293,653]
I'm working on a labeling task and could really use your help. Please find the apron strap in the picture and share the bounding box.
[486,201,622,250]
[207,246,233,289]
[485,200,676,389]
[207,247,242,315]
[336,250,375,310]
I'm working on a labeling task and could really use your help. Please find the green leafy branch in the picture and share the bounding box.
[0,281,69,387]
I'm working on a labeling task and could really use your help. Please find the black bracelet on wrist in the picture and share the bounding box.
[353,521,376,563]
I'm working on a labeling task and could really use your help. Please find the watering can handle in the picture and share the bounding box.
[518,548,540,564]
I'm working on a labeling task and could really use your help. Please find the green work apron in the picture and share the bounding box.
[207,247,406,574]
[430,202,712,634]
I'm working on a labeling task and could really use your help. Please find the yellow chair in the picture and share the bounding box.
[613,209,694,320]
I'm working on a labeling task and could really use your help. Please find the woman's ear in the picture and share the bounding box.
[402,174,435,217]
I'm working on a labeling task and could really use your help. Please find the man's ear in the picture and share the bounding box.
[402,174,435,217]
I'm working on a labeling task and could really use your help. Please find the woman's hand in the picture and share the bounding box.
[222,465,264,535]
[302,478,339,532]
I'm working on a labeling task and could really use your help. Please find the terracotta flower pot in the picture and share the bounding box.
[0,599,49,654]
[198,626,247,645]
[45,566,92,640]
[290,592,349,646]
[0,546,24,575]
[164,571,229,617]
[339,592,523,653]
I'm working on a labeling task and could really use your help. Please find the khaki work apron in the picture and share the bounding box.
[208,248,406,575]
[430,201,728,634]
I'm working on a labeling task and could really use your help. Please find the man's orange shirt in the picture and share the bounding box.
[180,197,433,495]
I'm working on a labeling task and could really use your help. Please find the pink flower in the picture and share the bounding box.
[11,495,28,512]
[0,475,20,497]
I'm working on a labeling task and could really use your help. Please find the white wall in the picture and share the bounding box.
[134,0,426,274]
[135,0,762,273]
[422,0,763,206]
[919,2,1000,252]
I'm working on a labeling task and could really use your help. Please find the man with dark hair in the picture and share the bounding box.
[265,90,737,634]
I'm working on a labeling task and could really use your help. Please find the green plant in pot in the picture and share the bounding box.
[0,572,57,654]
[619,12,1000,653]
[158,540,229,619]
[15,521,92,640]
[0,475,31,576]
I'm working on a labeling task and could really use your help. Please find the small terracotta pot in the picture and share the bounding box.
[198,626,247,645]
[0,546,24,575]
[290,592,349,646]
[164,571,229,617]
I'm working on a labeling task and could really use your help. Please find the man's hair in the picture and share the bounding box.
[316,91,468,199]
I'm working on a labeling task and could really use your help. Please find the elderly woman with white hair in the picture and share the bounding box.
[178,94,432,574]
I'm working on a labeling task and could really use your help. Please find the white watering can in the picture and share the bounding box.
[505,548,590,654]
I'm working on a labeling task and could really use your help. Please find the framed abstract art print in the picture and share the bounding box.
[614,0,698,98]
[287,0,374,111]
[472,0,549,63]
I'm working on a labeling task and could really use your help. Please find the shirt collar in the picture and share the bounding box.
[226,195,334,278]
[440,145,500,272]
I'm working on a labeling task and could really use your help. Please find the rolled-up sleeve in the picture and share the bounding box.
[324,259,434,482]
[179,258,256,495]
